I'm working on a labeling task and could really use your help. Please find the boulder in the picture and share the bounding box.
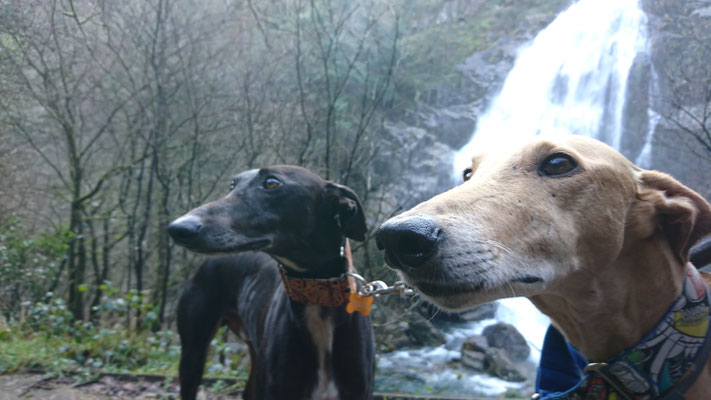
[461,334,488,353]
[460,335,489,371]
[485,347,527,382]
[460,334,527,382]
[461,348,487,371]
[482,322,530,361]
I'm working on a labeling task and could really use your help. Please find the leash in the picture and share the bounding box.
[346,273,414,297]
[344,239,414,316]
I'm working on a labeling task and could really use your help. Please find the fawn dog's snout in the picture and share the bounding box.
[375,217,440,270]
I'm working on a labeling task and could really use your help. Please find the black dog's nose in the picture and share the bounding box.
[168,217,203,244]
[375,217,440,270]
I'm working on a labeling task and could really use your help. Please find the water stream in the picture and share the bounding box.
[376,0,648,396]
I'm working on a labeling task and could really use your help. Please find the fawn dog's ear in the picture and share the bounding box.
[325,182,367,241]
[637,170,711,264]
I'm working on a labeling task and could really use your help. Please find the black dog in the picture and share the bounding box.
[168,165,374,400]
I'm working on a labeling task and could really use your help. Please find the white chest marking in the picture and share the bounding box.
[304,305,339,400]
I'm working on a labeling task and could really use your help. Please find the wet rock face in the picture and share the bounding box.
[380,0,572,203]
[641,0,711,197]
[482,322,530,362]
[620,52,651,165]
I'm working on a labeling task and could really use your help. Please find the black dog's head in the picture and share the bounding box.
[168,165,366,272]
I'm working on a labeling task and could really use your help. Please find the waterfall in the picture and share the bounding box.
[455,0,647,174]
[451,0,648,375]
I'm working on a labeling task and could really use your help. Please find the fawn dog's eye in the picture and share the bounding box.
[229,179,236,190]
[262,177,281,190]
[463,168,473,182]
[538,152,579,177]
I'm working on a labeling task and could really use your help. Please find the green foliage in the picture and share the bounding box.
[0,216,71,318]
[0,291,248,385]
[392,0,570,108]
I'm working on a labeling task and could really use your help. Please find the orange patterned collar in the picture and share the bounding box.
[278,266,351,307]
[277,240,373,315]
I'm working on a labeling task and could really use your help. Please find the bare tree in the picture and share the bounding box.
[0,0,138,319]
[653,3,711,162]
[0,0,406,326]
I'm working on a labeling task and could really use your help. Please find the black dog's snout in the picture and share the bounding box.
[376,217,440,270]
[168,217,203,244]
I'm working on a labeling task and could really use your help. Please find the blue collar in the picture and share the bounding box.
[537,264,711,400]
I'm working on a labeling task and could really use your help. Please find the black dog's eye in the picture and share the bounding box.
[463,168,473,182]
[229,179,236,190]
[538,153,579,177]
[262,177,281,190]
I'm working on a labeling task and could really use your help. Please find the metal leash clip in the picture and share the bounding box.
[347,273,415,297]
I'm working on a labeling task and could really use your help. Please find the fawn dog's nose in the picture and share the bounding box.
[376,217,440,270]
[168,216,203,244]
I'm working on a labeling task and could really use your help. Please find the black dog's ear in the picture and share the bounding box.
[325,182,367,241]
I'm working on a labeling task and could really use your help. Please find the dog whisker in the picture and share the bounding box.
[482,239,513,256]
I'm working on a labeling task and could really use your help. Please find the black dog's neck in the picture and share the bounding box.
[281,255,348,279]
[277,236,349,279]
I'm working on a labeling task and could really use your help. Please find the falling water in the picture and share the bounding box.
[376,0,648,396]
[454,0,647,172]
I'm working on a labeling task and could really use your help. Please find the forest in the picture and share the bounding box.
[1,0,710,398]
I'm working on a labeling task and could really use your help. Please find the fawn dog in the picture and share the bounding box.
[376,135,711,399]
[168,165,374,400]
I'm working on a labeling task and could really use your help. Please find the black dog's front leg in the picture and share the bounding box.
[177,282,223,400]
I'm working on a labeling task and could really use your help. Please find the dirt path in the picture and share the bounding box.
[0,374,512,399]
[0,374,241,400]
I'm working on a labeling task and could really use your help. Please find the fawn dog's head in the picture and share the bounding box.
[376,135,711,310]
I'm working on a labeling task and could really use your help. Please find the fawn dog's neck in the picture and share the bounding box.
[530,231,684,362]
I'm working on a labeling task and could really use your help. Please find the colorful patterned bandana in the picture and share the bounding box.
[542,264,711,400]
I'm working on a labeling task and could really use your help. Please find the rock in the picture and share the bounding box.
[405,311,446,347]
[460,335,526,382]
[482,322,530,361]
[375,320,410,353]
[379,121,457,201]
[485,347,527,382]
[641,0,711,199]
[620,52,651,164]
[421,105,477,149]
[461,348,487,371]
[461,335,488,372]
[394,337,413,350]
[461,334,488,353]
